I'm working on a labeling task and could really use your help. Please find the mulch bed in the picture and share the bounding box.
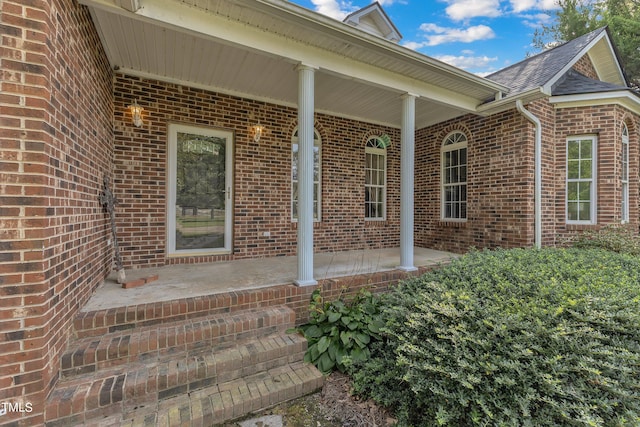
[227,372,396,426]
[314,372,396,426]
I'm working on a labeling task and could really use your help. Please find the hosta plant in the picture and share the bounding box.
[296,288,385,374]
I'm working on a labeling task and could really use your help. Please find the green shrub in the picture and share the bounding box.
[296,288,385,374]
[353,248,640,426]
[568,224,640,255]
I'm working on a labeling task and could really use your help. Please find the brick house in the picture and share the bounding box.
[1,0,639,425]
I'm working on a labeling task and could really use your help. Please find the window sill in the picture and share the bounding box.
[439,219,468,228]
[566,223,597,231]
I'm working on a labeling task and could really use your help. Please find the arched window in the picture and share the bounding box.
[622,123,629,222]
[441,132,468,220]
[365,136,387,220]
[292,128,321,221]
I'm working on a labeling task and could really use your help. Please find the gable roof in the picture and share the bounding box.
[343,2,402,43]
[486,27,626,98]
[552,69,629,96]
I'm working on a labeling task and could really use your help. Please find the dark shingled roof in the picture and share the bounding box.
[552,68,629,95]
[486,27,608,95]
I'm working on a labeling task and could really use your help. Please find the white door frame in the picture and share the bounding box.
[167,123,233,256]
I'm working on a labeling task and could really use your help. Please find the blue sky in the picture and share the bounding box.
[289,0,559,76]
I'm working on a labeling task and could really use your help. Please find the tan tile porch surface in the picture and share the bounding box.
[83,247,456,312]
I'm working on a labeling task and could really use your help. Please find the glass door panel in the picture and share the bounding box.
[168,124,232,254]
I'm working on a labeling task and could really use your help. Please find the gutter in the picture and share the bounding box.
[515,100,542,249]
[476,88,546,116]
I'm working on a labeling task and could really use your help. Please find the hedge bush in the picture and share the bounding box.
[352,248,640,426]
[568,224,640,256]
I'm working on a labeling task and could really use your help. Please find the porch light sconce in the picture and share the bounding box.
[128,99,144,127]
[253,123,265,142]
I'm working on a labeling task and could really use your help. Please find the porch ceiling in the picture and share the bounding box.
[82,0,507,128]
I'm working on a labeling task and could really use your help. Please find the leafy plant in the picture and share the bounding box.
[296,288,385,374]
[568,224,640,255]
[353,248,640,426]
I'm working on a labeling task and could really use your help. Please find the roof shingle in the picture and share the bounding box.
[552,68,628,95]
[486,27,607,95]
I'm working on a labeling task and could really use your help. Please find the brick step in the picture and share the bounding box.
[61,306,295,377]
[121,361,323,427]
[44,333,313,426]
[73,286,294,339]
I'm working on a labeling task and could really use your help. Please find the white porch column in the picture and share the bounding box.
[295,64,318,286]
[399,93,418,271]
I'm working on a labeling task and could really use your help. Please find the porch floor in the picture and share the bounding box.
[83,247,456,312]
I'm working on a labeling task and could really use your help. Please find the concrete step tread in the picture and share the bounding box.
[123,361,324,427]
[62,306,296,377]
[45,332,308,423]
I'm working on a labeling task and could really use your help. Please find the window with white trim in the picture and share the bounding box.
[567,136,597,223]
[622,124,629,222]
[441,132,468,220]
[292,128,321,221]
[365,137,387,220]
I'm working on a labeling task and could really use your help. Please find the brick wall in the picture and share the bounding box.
[0,0,113,424]
[113,75,402,269]
[573,55,599,79]
[415,109,537,253]
[553,104,640,240]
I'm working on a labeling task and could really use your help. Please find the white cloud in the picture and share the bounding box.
[519,12,553,28]
[509,0,559,12]
[434,54,498,70]
[409,23,496,46]
[309,0,404,20]
[444,0,502,20]
[402,40,429,50]
[310,0,354,20]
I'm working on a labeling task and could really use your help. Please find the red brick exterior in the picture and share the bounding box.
[415,95,640,253]
[553,105,640,240]
[0,0,112,424]
[2,2,640,425]
[415,109,537,252]
[113,75,402,268]
[573,55,599,79]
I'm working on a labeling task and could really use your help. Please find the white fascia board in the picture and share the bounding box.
[251,0,503,93]
[81,0,489,113]
[549,91,640,114]
[476,88,547,116]
[80,0,135,16]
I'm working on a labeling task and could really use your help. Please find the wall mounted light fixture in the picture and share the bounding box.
[128,99,144,127]
[253,123,265,142]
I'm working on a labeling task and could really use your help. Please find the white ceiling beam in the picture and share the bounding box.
[116,0,140,12]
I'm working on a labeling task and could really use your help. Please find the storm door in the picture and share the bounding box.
[167,124,233,255]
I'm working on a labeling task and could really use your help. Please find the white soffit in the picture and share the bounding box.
[82,0,506,128]
[587,37,626,86]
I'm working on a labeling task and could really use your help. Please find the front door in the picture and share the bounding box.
[167,124,233,255]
